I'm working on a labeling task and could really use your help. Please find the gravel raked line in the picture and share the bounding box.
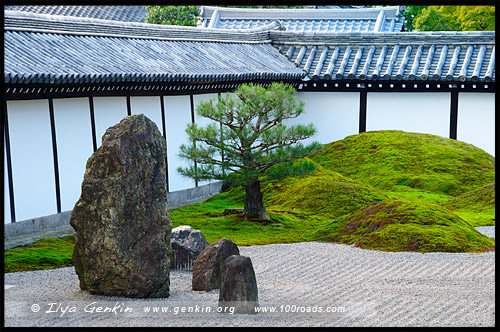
[4,242,495,327]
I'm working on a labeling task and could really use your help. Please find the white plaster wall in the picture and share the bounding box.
[92,97,128,146]
[130,96,164,136]
[193,93,219,127]
[193,93,220,186]
[366,92,450,138]
[6,100,57,222]
[164,95,195,191]
[4,143,11,224]
[457,93,495,156]
[53,98,93,212]
[294,91,360,144]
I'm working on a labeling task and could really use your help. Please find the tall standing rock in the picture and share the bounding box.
[70,114,171,298]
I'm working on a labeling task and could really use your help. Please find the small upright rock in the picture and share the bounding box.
[192,238,239,291]
[219,255,259,314]
[70,114,171,298]
[171,225,209,271]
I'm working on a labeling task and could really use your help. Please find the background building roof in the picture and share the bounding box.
[4,11,305,86]
[198,6,405,32]
[271,30,495,82]
[4,5,147,22]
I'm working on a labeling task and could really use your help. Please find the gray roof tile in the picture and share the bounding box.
[4,11,305,85]
[198,6,404,32]
[272,31,495,82]
[4,5,147,22]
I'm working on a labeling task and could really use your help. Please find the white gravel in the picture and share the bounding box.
[475,226,495,238]
[4,241,495,327]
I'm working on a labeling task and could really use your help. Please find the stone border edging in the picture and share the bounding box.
[4,181,222,240]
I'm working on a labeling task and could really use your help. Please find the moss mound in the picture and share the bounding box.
[316,200,494,253]
[311,130,495,198]
[262,162,387,219]
[213,159,388,220]
[442,182,496,226]
[4,235,75,273]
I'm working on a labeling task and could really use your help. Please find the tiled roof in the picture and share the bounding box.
[4,5,147,22]
[4,11,305,85]
[198,6,404,32]
[271,31,495,82]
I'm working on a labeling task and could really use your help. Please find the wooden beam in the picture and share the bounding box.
[159,95,169,192]
[48,98,62,213]
[190,94,198,187]
[4,101,17,223]
[88,96,97,153]
[450,91,459,140]
[126,95,132,116]
[359,90,367,133]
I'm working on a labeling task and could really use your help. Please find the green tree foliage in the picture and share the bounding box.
[178,82,321,220]
[402,6,427,31]
[455,6,495,31]
[144,6,198,26]
[413,6,495,31]
[144,6,303,26]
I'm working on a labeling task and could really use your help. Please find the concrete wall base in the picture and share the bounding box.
[4,181,222,243]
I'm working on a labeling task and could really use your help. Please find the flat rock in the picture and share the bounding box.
[70,114,171,298]
[192,238,239,291]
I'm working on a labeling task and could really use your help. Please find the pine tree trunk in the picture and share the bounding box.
[243,181,270,220]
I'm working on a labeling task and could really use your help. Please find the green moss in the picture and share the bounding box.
[262,160,387,219]
[316,200,494,253]
[442,182,495,226]
[311,130,495,198]
[4,235,76,273]
[5,131,495,272]
[170,161,385,245]
[310,130,495,227]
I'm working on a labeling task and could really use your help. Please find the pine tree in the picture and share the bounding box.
[178,82,321,220]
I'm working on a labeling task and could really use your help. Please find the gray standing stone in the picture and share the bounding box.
[192,238,239,291]
[70,114,171,298]
[219,255,259,314]
[171,225,209,271]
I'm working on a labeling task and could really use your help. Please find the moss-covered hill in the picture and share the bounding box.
[310,130,495,203]
[442,182,495,226]
[316,200,494,253]
[262,161,388,219]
